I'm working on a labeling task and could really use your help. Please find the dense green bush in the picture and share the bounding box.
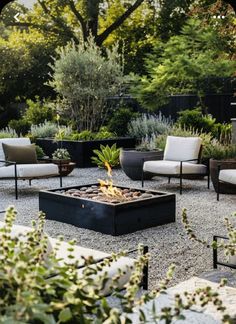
[8,119,31,136]
[23,97,55,125]
[203,141,236,160]
[35,145,46,159]
[176,108,216,134]
[108,108,139,136]
[94,126,115,140]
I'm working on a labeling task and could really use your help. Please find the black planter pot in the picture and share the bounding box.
[210,158,236,194]
[36,137,136,168]
[119,148,164,180]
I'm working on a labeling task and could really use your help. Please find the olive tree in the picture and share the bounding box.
[49,37,125,131]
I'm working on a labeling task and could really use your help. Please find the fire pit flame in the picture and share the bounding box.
[98,162,127,202]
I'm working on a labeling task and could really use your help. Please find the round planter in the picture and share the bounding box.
[119,148,164,180]
[52,159,71,165]
[210,158,236,193]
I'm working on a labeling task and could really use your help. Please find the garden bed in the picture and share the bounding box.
[36,137,136,168]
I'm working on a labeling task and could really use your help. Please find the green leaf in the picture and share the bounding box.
[58,308,72,323]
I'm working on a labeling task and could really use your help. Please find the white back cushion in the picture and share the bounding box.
[164,136,202,162]
[0,138,31,161]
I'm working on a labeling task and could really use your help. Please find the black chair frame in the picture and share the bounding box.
[216,163,236,201]
[0,159,63,200]
[213,235,236,270]
[142,155,210,194]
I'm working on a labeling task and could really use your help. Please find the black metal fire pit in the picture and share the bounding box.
[39,184,176,236]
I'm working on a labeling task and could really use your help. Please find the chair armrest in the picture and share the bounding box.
[0,159,16,166]
[179,158,199,163]
[218,161,236,171]
[213,235,229,241]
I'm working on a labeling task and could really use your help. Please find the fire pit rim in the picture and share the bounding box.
[40,183,175,206]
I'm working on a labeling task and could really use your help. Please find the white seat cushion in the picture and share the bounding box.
[0,163,59,178]
[164,136,202,163]
[0,138,31,161]
[49,238,110,266]
[143,160,207,175]
[76,256,136,296]
[219,169,236,185]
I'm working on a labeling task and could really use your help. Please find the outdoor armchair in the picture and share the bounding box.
[142,136,210,194]
[217,163,236,201]
[0,138,61,199]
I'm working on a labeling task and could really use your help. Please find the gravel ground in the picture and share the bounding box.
[0,167,235,290]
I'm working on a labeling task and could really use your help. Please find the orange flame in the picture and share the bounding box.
[98,162,126,201]
[104,161,112,177]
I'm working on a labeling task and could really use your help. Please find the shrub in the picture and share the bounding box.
[176,108,216,134]
[108,108,139,136]
[94,126,116,140]
[8,119,31,136]
[30,121,58,139]
[35,145,46,159]
[49,37,125,131]
[128,113,172,139]
[54,125,73,140]
[70,130,95,141]
[0,127,18,138]
[23,97,55,125]
[92,144,120,168]
[203,140,236,160]
[0,206,231,322]
[52,148,70,160]
[136,133,159,151]
[155,126,213,156]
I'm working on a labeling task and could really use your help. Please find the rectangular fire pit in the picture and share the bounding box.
[39,184,176,236]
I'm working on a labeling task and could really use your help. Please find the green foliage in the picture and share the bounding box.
[35,145,46,159]
[176,108,216,134]
[54,125,73,140]
[131,19,236,110]
[8,119,31,136]
[49,37,125,131]
[0,205,231,322]
[0,28,61,104]
[92,144,120,168]
[136,134,160,151]
[128,113,172,139]
[0,127,17,138]
[155,126,213,155]
[30,121,58,139]
[52,148,70,160]
[23,97,55,125]
[203,141,236,160]
[70,130,95,141]
[108,107,139,136]
[94,126,115,140]
[0,206,147,322]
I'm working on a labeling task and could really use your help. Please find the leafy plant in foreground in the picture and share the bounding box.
[0,206,232,323]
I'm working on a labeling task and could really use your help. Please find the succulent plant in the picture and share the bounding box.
[91,143,120,168]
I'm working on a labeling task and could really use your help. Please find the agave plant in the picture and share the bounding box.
[91,144,120,168]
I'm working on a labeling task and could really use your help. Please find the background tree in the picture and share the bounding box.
[8,0,147,46]
[131,18,236,111]
[49,38,126,131]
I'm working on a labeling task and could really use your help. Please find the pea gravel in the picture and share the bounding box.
[0,167,235,290]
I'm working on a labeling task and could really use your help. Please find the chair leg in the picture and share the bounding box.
[207,172,210,189]
[180,162,183,195]
[142,246,148,290]
[29,179,32,186]
[60,174,63,187]
[141,170,144,188]
[168,177,171,184]
[217,179,220,201]
[14,164,18,200]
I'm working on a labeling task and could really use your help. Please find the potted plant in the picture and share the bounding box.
[204,141,236,193]
[120,134,164,180]
[52,148,75,176]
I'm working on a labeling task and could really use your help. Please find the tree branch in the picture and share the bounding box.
[96,0,145,46]
[38,0,79,43]
[67,0,87,40]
